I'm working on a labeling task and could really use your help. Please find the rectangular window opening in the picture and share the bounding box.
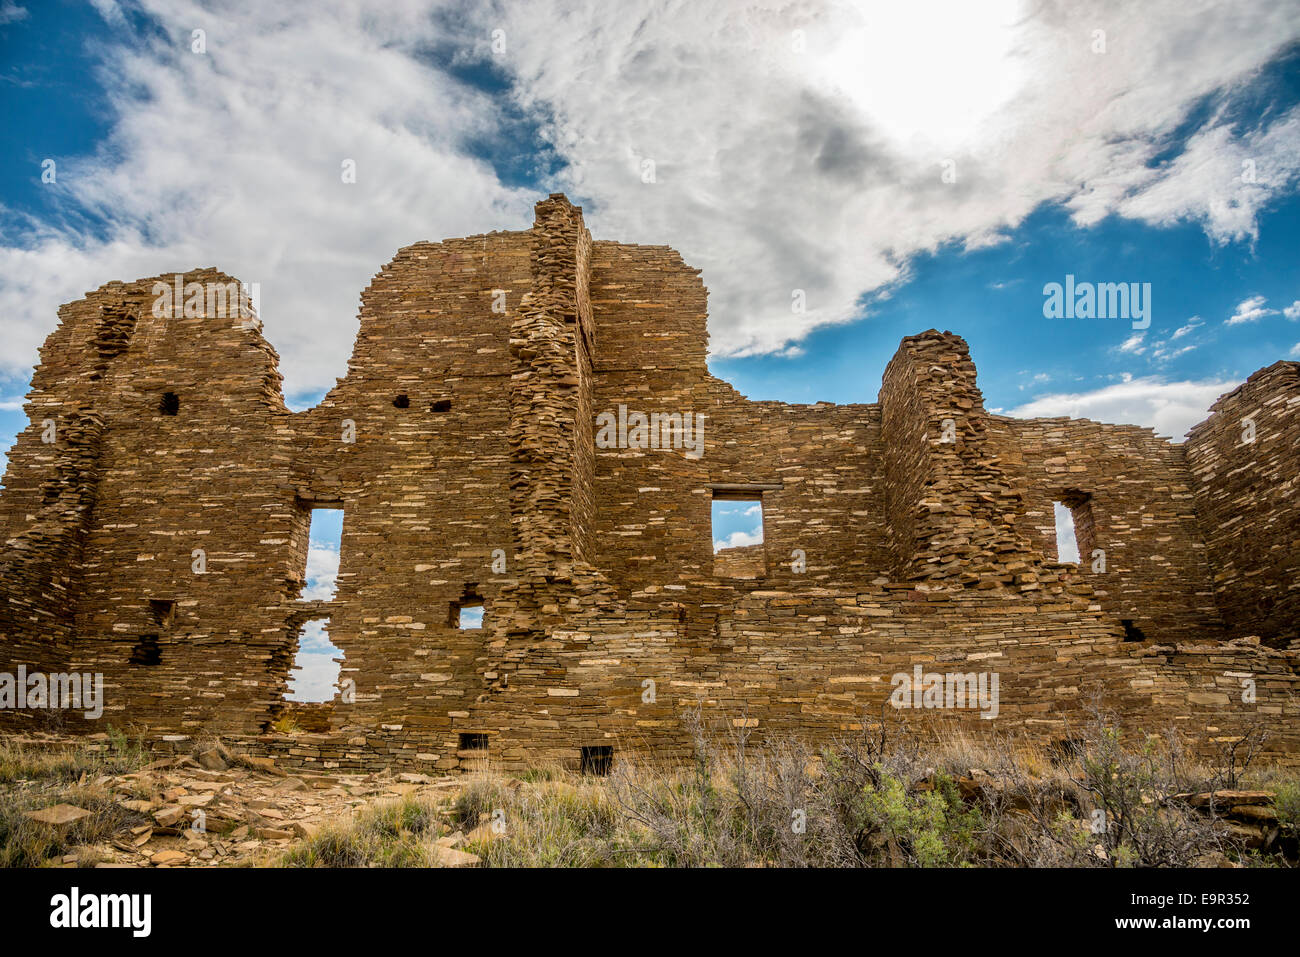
[451,584,486,630]
[298,506,343,602]
[459,732,489,752]
[159,392,180,416]
[711,494,765,578]
[1052,501,1080,563]
[285,617,344,703]
[1055,490,1095,566]
[453,602,485,630]
[580,745,614,776]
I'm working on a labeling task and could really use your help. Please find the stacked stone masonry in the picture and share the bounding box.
[2,194,1297,771]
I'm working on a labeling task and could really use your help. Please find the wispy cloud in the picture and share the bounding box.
[1117,333,1146,355]
[1226,295,1279,325]
[299,543,340,602]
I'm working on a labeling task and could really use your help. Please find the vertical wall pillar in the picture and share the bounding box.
[880,330,1040,589]
[507,193,596,582]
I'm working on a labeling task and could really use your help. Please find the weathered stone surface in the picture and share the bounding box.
[149,849,189,866]
[23,804,91,827]
[1,194,1296,770]
[432,845,480,868]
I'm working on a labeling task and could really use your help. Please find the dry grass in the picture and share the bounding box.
[7,714,1297,869]
[272,708,1300,868]
[276,794,449,867]
[0,730,152,867]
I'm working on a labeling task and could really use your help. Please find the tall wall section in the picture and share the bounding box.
[0,270,299,732]
[992,416,1225,644]
[1185,361,1300,647]
[288,227,534,741]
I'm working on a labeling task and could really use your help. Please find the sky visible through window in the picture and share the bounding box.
[712,499,763,553]
[1054,502,1081,564]
[287,509,344,702]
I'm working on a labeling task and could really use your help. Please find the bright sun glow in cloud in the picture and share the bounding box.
[812,0,1024,147]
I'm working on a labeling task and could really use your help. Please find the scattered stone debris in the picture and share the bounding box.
[1174,790,1285,851]
[6,735,478,868]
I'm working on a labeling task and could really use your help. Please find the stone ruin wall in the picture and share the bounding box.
[1184,361,1300,647]
[1,193,1297,772]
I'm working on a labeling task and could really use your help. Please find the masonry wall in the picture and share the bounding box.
[288,230,533,746]
[994,416,1225,644]
[1185,361,1300,647]
[1,272,299,732]
[2,194,1296,769]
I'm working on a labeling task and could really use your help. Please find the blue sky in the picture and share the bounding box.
[3,1,1300,513]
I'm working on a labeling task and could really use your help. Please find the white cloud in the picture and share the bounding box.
[1009,375,1239,440]
[1226,295,1278,325]
[1105,108,1300,243]
[1117,333,1146,354]
[0,0,535,397]
[1291,343,1300,357]
[1,0,1297,394]
[714,528,763,552]
[1147,316,1204,362]
[1284,300,1300,320]
[1150,342,1196,363]
[286,652,341,702]
[299,545,340,601]
[87,0,125,26]
[487,0,1300,357]
[287,618,342,703]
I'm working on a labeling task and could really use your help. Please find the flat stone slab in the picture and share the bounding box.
[24,804,92,827]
